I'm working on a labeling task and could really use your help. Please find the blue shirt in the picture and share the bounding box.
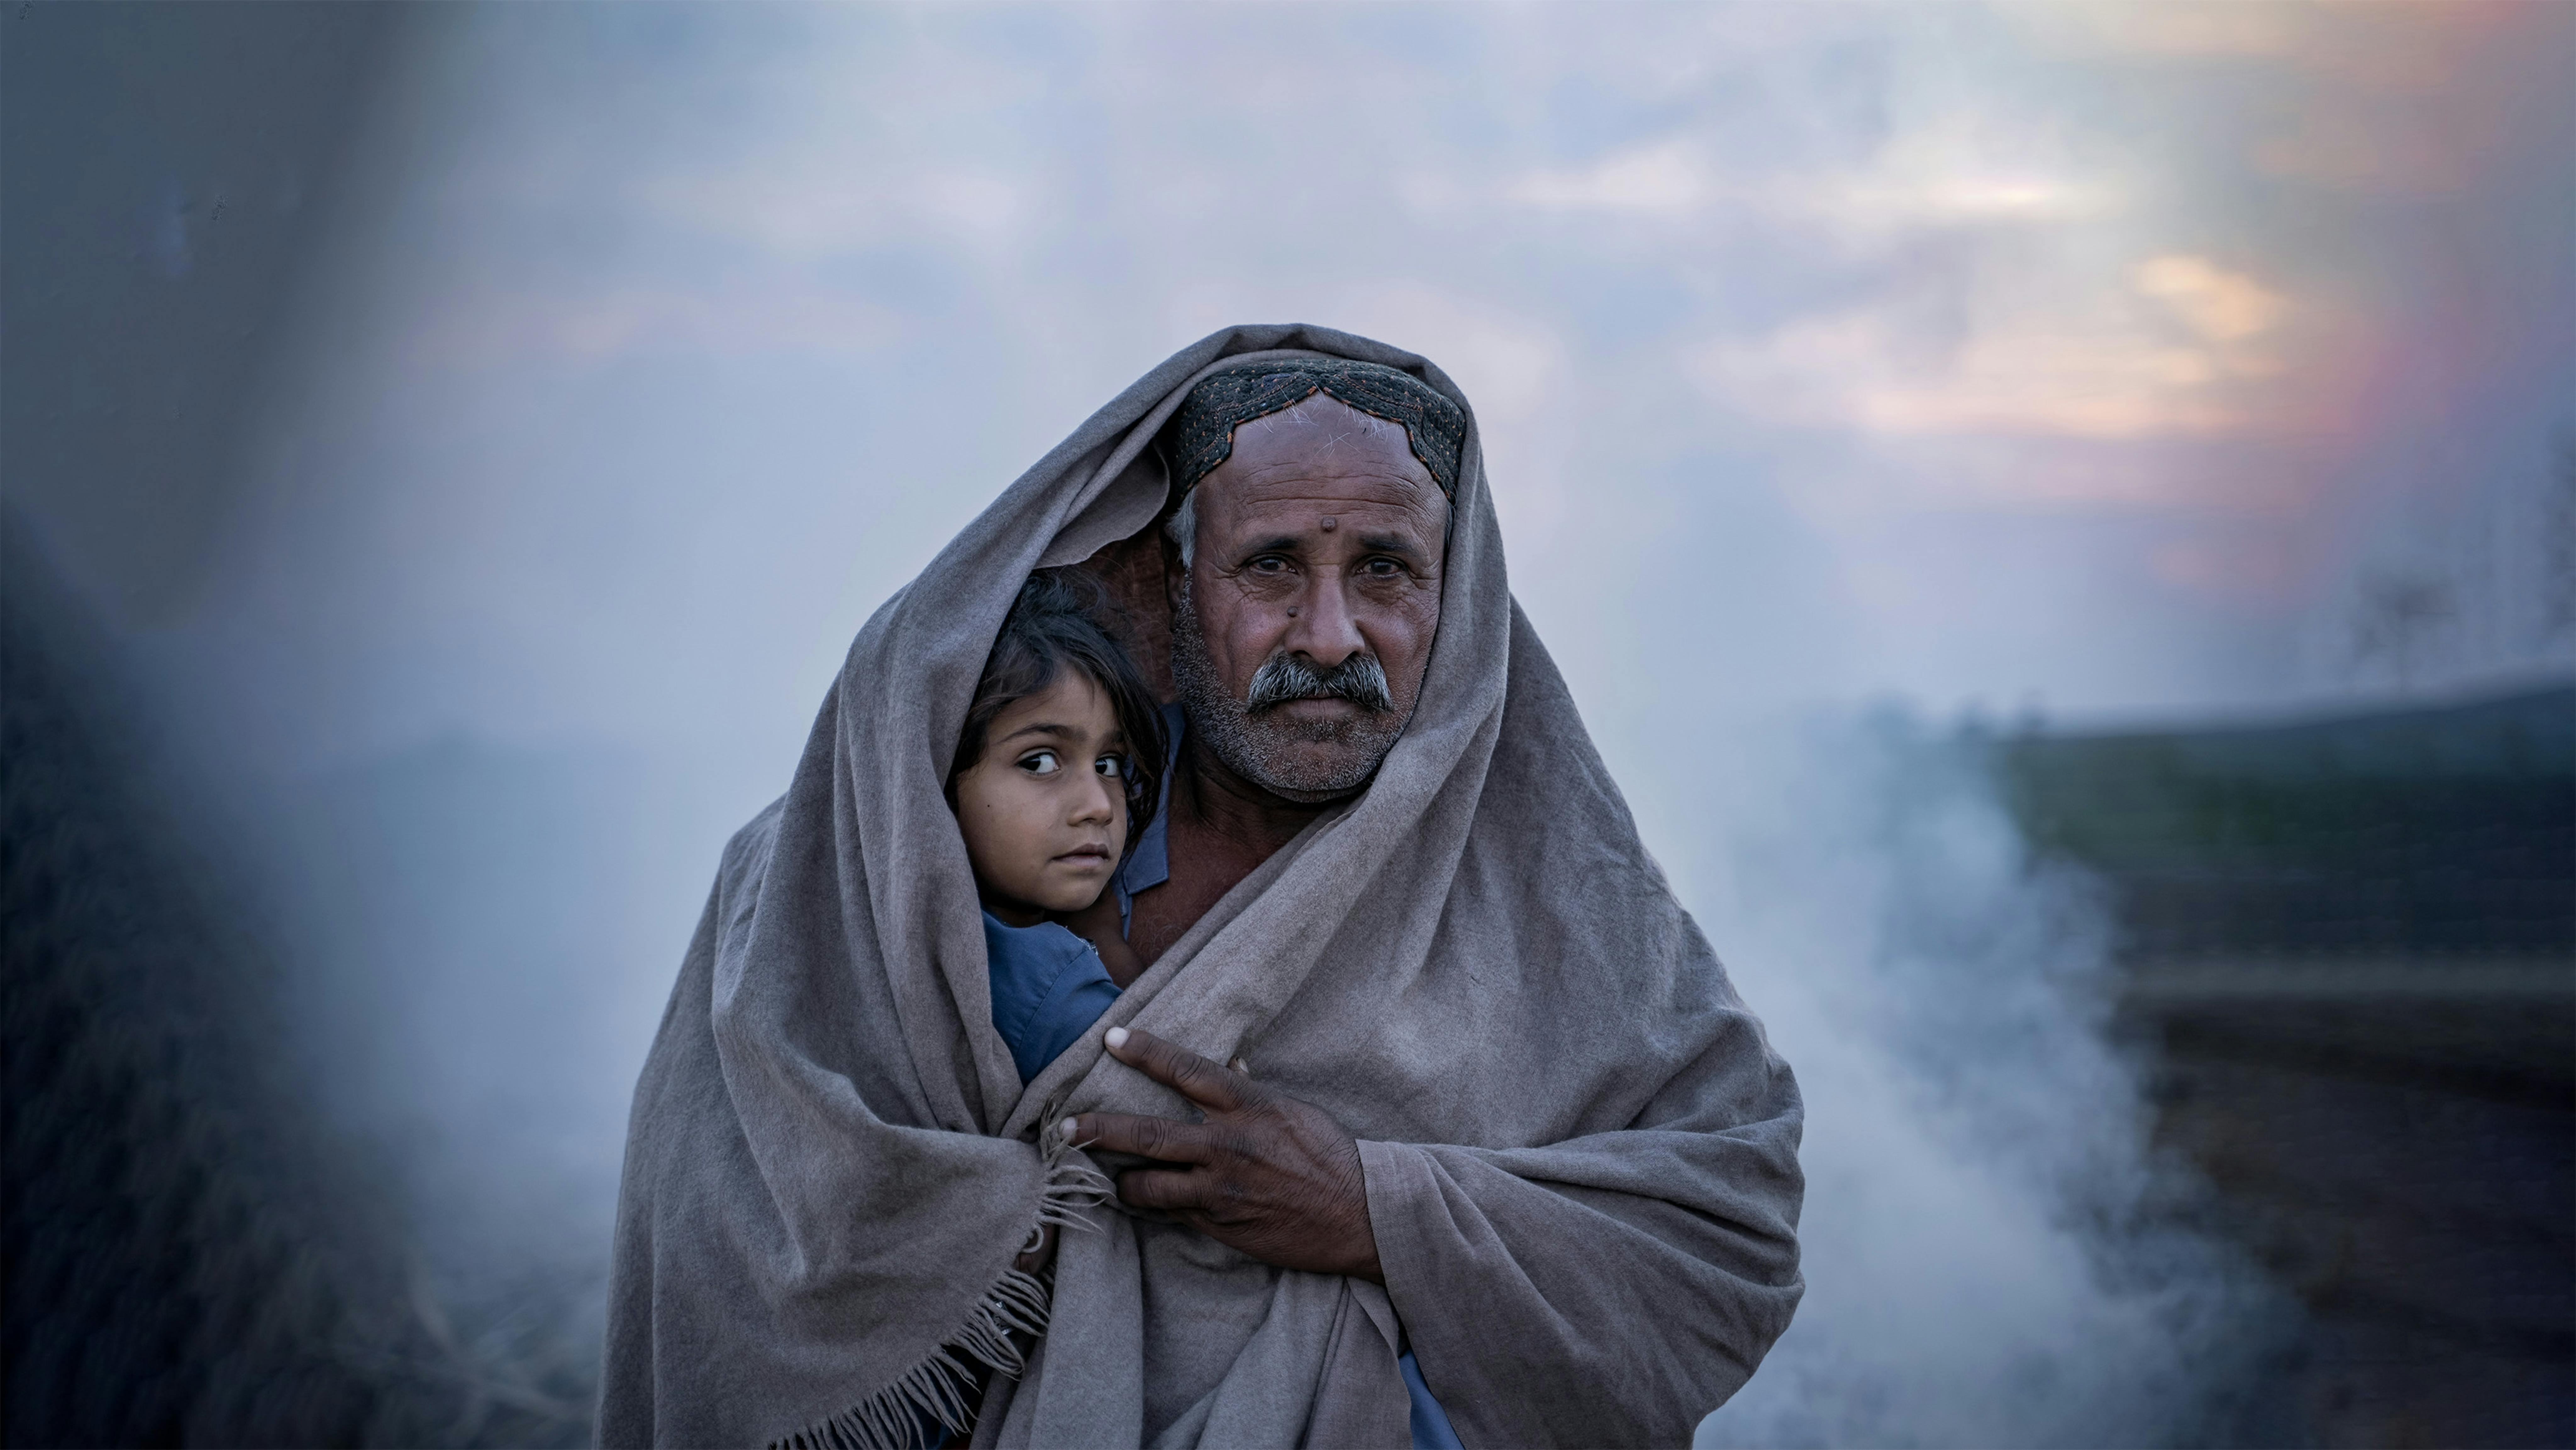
[980,913,1123,1086]
[1108,702,1186,926]
[982,705,1461,1450]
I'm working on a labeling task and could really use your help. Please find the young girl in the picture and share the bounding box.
[947,570,1167,1084]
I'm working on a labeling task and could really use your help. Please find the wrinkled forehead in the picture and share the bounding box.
[1219,395,1441,499]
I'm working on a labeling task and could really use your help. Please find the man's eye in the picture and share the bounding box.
[1096,755,1124,779]
[1248,555,1290,573]
[1018,750,1061,775]
[1363,558,1404,577]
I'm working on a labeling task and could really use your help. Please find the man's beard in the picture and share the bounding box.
[1170,578,1413,804]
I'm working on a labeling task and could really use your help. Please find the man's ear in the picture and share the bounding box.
[1162,526,1185,611]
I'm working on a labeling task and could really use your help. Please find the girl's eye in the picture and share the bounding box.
[1096,755,1124,779]
[1018,750,1061,776]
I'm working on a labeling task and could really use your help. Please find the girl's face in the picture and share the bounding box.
[952,670,1132,925]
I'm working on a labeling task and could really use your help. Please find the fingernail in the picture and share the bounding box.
[1105,1026,1129,1050]
[1060,1117,1080,1141]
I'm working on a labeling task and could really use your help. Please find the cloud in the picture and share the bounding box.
[407,282,906,369]
[643,161,1037,261]
[1509,140,1714,214]
[2015,1,2545,196]
[1506,139,2119,231]
[2009,1,2311,62]
[2252,90,2500,195]
[2135,255,2288,345]
[1694,252,2331,452]
[1817,173,2118,227]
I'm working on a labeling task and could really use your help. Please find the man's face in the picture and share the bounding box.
[1169,393,1448,802]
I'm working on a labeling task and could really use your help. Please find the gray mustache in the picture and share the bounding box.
[1245,651,1394,714]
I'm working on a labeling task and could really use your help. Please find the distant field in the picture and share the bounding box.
[2003,684,2576,1449]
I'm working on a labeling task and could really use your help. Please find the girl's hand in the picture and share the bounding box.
[1011,1222,1058,1277]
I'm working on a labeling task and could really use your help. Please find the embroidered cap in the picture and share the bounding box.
[1158,357,1465,499]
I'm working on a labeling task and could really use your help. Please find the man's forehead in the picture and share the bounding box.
[1213,470,1443,516]
[1224,395,1426,472]
[1196,480,1448,558]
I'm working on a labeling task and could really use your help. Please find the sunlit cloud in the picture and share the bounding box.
[2009,1,2312,62]
[2134,255,2288,346]
[1694,253,2325,450]
[1821,175,2117,226]
[1505,139,2119,229]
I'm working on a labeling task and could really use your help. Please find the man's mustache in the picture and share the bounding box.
[1244,651,1394,714]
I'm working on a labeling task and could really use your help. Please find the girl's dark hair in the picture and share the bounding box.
[950,569,1167,854]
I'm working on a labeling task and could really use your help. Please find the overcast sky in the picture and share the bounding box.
[143,0,2571,792]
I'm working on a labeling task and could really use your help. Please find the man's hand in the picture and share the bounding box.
[1065,1028,1382,1282]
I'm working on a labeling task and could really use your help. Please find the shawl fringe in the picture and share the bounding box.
[769,1132,1112,1450]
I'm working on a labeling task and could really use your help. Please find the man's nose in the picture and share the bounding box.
[1283,571,1367,669]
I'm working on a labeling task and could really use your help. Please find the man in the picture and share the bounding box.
[599,327,1803,1450]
